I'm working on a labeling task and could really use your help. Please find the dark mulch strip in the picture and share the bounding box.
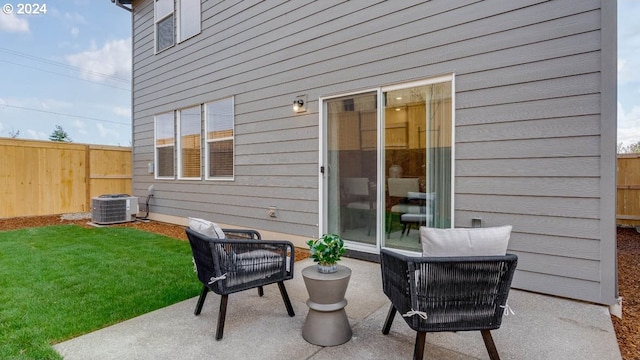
[0,214,311,262]
[613,227,640,359]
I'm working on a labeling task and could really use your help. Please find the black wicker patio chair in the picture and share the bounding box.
[380,248,518,360]
[185,227,295,340]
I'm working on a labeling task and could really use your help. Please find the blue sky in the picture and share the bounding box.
[0,1,639,147]
[0,1,131,146]
[618,0,640,147]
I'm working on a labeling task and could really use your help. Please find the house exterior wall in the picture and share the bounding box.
[127,0,617,305]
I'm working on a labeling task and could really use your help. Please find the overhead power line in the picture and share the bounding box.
[0,60,130,92]
[0,103,131,126]
[0,47,130,84]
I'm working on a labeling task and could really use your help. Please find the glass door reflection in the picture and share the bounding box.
[383,82,452,252]
[325,92,378,247]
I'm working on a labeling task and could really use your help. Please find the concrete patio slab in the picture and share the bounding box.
[54,258,622,360]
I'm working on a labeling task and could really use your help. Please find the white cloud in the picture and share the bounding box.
[618,2,640,85]
[618,102,640,146]
[618,56,640,85]
[25,129,48,141]
[113,106,130,117]
[618,59,627,74]
[74,119,88,135]
[97,123,119,139]
[71,27,79,37]
[50,7,86,24]
[64,11,86,24]
[0,12,30,33]
[65,38,131,82]
[0,121,4,134]
[39,99,73,111]
[0,97,72,112]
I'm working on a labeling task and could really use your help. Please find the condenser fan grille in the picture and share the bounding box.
[91,195,138,224]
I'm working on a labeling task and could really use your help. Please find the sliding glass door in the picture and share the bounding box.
[323,92,378,248]
[321,76,453,253]
[382,80,452,251]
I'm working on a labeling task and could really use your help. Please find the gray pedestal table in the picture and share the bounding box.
[301,265,352,346]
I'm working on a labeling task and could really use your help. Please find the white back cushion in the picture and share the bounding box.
[188,217,226,239]
[388,178,420,197]
[420,226,512,257]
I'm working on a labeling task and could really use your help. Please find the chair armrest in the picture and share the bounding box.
[221,228,262,240]
[380,249,413,315]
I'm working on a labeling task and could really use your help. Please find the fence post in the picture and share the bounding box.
[85,144,91,213]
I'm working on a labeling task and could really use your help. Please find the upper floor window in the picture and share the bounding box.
[155,112,175,179]
[205,98,234,179]
[155,0,174,52]
[178,105,202,179]
[178,0,201,41]
[155,0,201,53]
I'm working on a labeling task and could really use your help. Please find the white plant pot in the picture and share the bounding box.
[317,263,338,274]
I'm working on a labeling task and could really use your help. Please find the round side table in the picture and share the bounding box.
[301,265,352,346]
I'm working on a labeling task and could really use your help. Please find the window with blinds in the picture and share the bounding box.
[155,112,175,179]
[205,98,234,179]
[178,105,201,179]
[155,0,201,53]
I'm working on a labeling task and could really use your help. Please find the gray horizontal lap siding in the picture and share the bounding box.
[129,0,615,304]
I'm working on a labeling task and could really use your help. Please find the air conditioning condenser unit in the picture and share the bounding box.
[91,194,139,224]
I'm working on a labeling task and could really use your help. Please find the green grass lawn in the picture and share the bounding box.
[0,225,200,360]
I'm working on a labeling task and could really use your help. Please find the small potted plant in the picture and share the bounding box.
[306,233,346,274]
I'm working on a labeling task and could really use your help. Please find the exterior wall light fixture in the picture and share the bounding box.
[293,95,307,113]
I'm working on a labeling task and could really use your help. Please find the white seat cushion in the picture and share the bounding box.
[390,204,423,214]
[401,213,428,222]
[420,226,512,257]
[225,249,290,286]
[346,201,372,210]
[235,249,291,272]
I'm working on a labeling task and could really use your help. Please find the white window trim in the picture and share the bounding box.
[154,112,176,180]
[177,0,201,43]
[318,74,456,249]
[205,97,235,181]
[154,0,175,53]
[318,88,378,240]
[177,105,203,180]
[380,74,456,228]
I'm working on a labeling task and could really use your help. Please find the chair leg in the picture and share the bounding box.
[194,286,209,315]
[400,222,408,238]
[257,286,264,297]
[382,304,397,334]
[277,281,295,317]
[481,330,501,360]
[414,332,426,360]
[215,294,228,340]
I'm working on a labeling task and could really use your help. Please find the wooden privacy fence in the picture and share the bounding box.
[0,138,132,218]
[617,154,640,227]
[3,138,638,223]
